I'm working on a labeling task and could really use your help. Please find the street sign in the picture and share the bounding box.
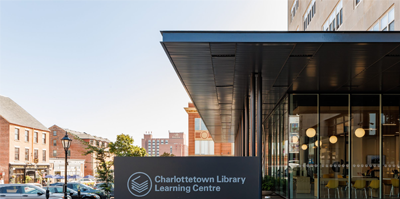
[115,157,260,199]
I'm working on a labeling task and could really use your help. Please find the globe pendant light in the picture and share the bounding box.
[306,128,316,138]
[315,140,322,147]
[301,144,308,150]
[329,136,338,144]
[355,128,365,138]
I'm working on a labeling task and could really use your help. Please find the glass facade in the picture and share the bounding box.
[264,94,400,198]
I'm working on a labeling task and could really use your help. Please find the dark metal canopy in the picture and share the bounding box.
[161,31,400,143]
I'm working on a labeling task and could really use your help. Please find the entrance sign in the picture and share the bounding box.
[115,157,260,198]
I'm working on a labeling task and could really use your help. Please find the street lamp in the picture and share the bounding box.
[61,132,72,199]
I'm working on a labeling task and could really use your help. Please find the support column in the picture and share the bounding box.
[250,73,256,157]
[257,73,262,199]
[242,111,245,157]
[244,94,249,157]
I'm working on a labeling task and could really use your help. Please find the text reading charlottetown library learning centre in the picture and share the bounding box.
[154,175,247,193]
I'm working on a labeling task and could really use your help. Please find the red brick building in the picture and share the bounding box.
[0,95,50,184]
[185,103,234,156]
[141,131,187,156]
[48,125,111,177]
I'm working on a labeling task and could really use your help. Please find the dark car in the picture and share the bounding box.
[93,183,114,197]
[44,186,100,199]
[50,183,106,199]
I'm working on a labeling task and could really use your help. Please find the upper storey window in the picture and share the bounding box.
[370,8,395,31]
[290,0,299,23]
[303,0,316,30]
[323,1,343,31]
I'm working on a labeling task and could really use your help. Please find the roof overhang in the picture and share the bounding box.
[161,31,400,143]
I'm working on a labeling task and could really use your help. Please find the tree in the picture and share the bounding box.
[109,134,147,157]
[84,144,114,199]
[160,152,175,157]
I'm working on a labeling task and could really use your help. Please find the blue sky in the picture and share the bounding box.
[0,0,287,145]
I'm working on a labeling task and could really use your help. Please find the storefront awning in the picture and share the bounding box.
[161,31,400,143]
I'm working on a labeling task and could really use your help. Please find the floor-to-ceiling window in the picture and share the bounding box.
[319,95,350,198]
[289,94,318,198]
[263,94,400,198]
[382,95,400,198]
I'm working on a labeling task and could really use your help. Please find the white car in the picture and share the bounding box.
[0,184,65,199]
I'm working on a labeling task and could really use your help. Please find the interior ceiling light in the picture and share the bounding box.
[329,136,338,144]
[301,144,308,150]
[315,140,322,147]
[306,128,316,138]
[355,128,365,138]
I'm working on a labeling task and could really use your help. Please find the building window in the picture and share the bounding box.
[34,132,38,143]
[53,140,57,146]
[25,148,29,161]
[165,140,168,144]
[42,133,46,144]
[34,149,38,160]
[356,0,362,5]
[170,146,173,154]
[303,0,316,30]
[42,150,46,161]
[96,141,99,146]
[53,150,57,157]
[323,1,343,31]
[152,140,155,142]
[157,143,159,146]
[25,130,29,142]
[90,140,93,145]
[53,131,57,136]
[370,8,395,31]
[161,140,164,144]
[15,147,19,161]
[195,140,215,155]
[290,0,299,23]
[195,118,208,130]
[15,128,19,140]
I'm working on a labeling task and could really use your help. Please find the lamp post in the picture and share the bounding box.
[61,132,72,199]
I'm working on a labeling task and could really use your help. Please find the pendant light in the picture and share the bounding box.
[306,128,316,138]
[329,136,338,144]
[355,128,365,138]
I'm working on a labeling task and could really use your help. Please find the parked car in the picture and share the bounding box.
[93,183,114,197]
[78,179,96,187]
[44,186,100,199]
[0,184,64,199]
[50,182,106,199]
[27,183,43,188]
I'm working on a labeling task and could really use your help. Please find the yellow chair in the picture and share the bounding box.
[368,180,379,198]
[325,180,340,198]
[390,178,399,197]
[352,180,367,198]
[337,175,348,196]
[323,174,332,178]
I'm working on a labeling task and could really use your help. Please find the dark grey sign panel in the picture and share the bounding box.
[115,157,260,199]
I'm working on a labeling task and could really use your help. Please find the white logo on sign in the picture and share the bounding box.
[127,172,152,197]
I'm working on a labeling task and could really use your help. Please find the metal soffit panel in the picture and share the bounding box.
[161,32,400,143]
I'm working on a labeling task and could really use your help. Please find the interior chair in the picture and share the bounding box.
[353,180,367,198]
[390,178,399,197]
[337,175,348,197]
[368,180,379,198]
[326,180,340,198]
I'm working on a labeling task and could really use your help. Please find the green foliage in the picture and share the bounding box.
[84,144,114,199]
[25,175,32,183]
[109,134,147,157]
[160,152,175,157]
[261,175,274,191]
